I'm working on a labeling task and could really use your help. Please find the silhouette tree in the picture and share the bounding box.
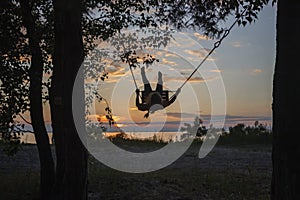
[0,1,55,198]
[180,116,208,137]
[3,0,298,199]
[0,0,168,198]
[19,1,56,198]
[52,0,87,198]
[271,1,300,199]
[49,1,174,198]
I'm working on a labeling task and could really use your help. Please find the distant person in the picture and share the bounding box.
[136,67,180,118]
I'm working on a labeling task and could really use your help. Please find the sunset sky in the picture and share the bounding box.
[36,4,276,132]
[84,3,276,131]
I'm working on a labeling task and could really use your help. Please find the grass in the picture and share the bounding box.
[87,139,272,199]
[217,134,272,147]
[0,138,272,200]
[110,136,168,152]
[0,165,271,200]
[88,159,271,200]
[0,170,40,200]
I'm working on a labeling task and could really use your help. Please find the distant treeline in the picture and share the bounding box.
[218,121,272,145]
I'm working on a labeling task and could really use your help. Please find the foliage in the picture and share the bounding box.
[227,121,271,136]
[0,0,272,146]
[219,121,272,145]
[179,117,271,145]
[0,1,29,150]
[181,116,201,135]
[180,116,211,139]
[0,0,52,151]
[0,0,276,199]
[0,0,159,148]
[150,0,271,38]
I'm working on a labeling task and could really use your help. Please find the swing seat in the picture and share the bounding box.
[141,90,169,104]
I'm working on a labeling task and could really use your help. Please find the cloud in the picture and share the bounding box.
[209,69,223,73]
[251,68,262,75]
[193,32,211,41]
[224,115,272,128]
[180,71,192,76]
[167,112,199,120]
[231,41,242,48]
[184,49,215,61]
[110,70,126,77]
[167,113,272,128]
[253,68,262,73]
[184,49,206,58]
[98,61,127,83]
[161,58,178,66]
[164,76,206,83]
[87,114,125,123]
[164,52,180,58]
[186,77,206,83]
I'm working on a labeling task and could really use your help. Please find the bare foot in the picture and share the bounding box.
[158,71,162,78]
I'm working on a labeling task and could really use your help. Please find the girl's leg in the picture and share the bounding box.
[141,67,152,93]
[155,71,163,93]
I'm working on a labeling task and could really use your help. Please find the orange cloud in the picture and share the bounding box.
[87,114,123,123]
[184,49,215,61]
[184,49,206,58]
[209,69,223,73]
[231,41,242,48]
[253,69,262,73]
[251,68,262,75]
[164,76,211,83]
[193,32,211,41]
[161,58,177,66]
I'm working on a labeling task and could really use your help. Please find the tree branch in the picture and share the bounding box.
[18,114,32,125]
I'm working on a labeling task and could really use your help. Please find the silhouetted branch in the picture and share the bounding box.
[18,114,32,125]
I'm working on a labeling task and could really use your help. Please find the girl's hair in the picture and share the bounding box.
[146,92,162,105]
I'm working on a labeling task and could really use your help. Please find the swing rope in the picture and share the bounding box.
[125,5,248,101]
[170,6,249,99]
[129,65,139,90]
[129,65,144,100]
[121,51,142,98]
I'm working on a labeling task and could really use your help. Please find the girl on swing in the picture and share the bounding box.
[136,67,181,118]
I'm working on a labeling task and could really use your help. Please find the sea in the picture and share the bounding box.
[20,131,189,144]
[17,116,272,144]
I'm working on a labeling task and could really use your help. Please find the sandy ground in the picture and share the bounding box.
[0,143,272,199]
[0,143,272,174]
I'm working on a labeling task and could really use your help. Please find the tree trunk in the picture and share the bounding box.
[271,1,300,199]
[19,0,55,199]
[50,3,65,198]
[53,0,88,199]
[49,35,65,200]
